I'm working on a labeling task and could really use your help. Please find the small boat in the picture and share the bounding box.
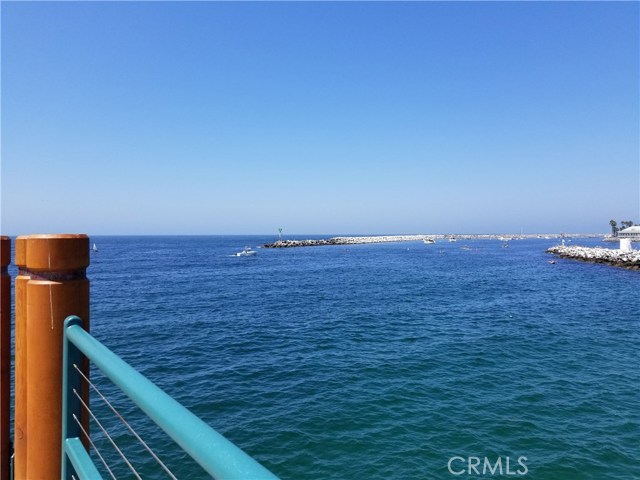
[448,238,457,243]
[92,243,98,253]
[423,238,435,244]
[235,247,257,257]
[548,260,556,264]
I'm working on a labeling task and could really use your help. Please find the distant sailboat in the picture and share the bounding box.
[92,243,98,253]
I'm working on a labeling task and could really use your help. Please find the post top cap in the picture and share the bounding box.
[23,234,90,271]
[19,234,89,240]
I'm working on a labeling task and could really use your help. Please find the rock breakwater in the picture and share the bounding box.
[264,233,601,249]
[264,235,428,248]
[546,245,640,270]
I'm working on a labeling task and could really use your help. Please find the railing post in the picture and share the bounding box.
[0,237,10,480]
[16,235,90,480]
[62,315,85,480]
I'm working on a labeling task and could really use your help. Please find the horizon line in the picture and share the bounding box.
[0,232,608,238]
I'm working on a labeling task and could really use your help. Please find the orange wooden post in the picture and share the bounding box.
[0,237,10,480]
[13,237,28,480]
[19,235,90,479]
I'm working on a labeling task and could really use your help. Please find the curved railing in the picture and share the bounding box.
[62,315,279,480]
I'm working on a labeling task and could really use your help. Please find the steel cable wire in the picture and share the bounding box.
[72,413,117,480]
[74,388,143,480]
[73,363,179,479]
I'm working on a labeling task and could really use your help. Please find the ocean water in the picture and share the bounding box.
[69,236,639,478]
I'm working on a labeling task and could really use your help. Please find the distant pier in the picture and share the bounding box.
[547,245,640,270]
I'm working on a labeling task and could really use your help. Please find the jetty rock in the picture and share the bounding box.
[263,239,340,248]
[546,245,640,270]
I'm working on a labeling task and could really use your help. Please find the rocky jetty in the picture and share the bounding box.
[265,238,342,248]
[264,235,428,248]
[546,245,640,270]
[264,233,601,249]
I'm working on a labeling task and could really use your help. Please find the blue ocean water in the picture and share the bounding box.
[81,236,639,479]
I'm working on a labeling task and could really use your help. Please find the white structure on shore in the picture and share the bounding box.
[617,226,640,252]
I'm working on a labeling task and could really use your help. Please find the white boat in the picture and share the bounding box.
[235,247,257,257]
[92,243,98,252]
[448,237,457,243]
[423,238,435,244]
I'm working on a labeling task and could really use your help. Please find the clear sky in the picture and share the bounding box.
[2,1,638,235]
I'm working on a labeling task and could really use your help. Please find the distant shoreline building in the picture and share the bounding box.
[617,226,640,252]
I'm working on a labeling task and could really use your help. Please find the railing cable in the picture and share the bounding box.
[73,363,179,479]
[72,413,117,480]
[73,388,143,480]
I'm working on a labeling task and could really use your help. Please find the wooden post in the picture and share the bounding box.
[13,237,28,480]
[0,237,10,480]
[16,235,89,479]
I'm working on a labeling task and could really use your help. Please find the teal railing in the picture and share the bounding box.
[62,315,279,480]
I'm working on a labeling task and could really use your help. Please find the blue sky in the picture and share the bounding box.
[2,1,638,235]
